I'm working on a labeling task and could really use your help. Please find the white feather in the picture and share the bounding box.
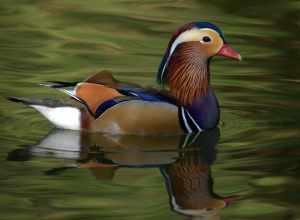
[170,28,215,55]
[180,107,192,133]
[59,88,76,97]
[31,105,81,130]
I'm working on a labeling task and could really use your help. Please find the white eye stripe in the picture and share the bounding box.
[169,28,218,55]
[170,28,199,55]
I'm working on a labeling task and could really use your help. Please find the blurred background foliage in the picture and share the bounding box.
[0,0,300,220]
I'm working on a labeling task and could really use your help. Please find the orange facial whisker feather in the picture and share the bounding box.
[166,42,210,106]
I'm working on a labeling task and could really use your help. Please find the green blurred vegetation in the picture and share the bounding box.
[0,0,300,220]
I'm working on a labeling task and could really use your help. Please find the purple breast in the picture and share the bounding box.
[186,88,220,130]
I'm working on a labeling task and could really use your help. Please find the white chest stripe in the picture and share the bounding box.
[180,107,192,133]
[185,110,202,131]
[180,107,202,133]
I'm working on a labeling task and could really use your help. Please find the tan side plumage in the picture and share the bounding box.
[88,100,182,134]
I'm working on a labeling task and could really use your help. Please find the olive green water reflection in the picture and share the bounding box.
[1,0,300,220]
[8,129,227,220]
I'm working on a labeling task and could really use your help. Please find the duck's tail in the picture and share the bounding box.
[7,97,82,130]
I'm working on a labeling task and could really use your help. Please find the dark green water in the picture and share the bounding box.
[1,1,300,219]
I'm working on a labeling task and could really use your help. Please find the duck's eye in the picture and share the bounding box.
[202,36,211,43]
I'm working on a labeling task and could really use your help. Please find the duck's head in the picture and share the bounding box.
[157,21,241,106]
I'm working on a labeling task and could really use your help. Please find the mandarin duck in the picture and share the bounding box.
[8,22,241,135]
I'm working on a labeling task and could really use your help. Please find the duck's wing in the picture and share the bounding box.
[73,82,179,121]
[41,71,178,117]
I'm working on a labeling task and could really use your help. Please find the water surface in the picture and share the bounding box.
[1,1,300,220]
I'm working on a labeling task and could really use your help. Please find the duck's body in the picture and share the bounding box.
[84,86,220,134]
[9,21,241,135]
[22,72,219,134]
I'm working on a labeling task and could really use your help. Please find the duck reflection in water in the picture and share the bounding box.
[160,130,233,220]
[7,128,235,219]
